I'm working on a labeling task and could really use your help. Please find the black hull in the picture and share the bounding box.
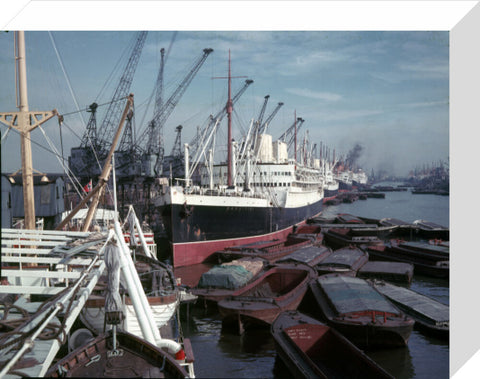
[163,201,323,244]
[338,180,352,191]
[160,199,323,267]
[324,188,339,199]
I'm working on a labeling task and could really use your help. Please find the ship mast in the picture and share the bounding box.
[212,50,247,188]
[294,110,297,163]
[0,31,57,230]
[227,50,233,187]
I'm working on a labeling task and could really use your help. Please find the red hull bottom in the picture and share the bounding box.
[323,195,338,203]
[172,223,309,267]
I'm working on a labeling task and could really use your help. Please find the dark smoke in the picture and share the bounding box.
[345,143,363,168]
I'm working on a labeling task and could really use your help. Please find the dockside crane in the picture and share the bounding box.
[161,124,185,179]
[70,31,148,183]
[277,117,305,159]
[258,101,284,135]
[171,125,183,157]
[256,95,270,129]
[142,48,166,157]
[97,31,148,155]
[137,47,214,177]
[69,102,100,179]
[279,117,304,147]
[80,102,99,148]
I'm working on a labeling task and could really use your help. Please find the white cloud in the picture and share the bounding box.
[400,100,449,109]
[286,88,342,102]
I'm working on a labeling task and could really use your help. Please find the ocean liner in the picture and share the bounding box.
[154,54,324,267]
[322,162,339,202]
[336,170,353,191]
[352,169,368,187]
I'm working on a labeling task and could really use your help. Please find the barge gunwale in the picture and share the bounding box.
[271,310,394,379]
[217,263,317,329]
[308,275,414,348]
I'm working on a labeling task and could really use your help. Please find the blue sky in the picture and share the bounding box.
[0,30,449,176]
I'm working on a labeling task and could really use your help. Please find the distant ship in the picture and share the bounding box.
[336,170,353,192]
[154,55,324,267]
[352,169,368,188]
[322,164,339,202]
[324,178,339,202]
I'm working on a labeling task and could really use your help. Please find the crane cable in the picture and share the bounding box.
[48,31,86,128]
[36,123,85,199]
[47,31,107,177]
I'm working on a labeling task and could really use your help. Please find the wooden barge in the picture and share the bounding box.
[191,257,266,305]
[213,226,322,264]
[392,240,449,259]
[379,218,415,238]
[276,245,332,267]
[315,246,368,277]
[357,261,414,284]
[366,243,449,279]
[217,263,317,333]
[271,310,393,379]
[371,280,449,339]
[323,227,384,249]
[308,275,414,348]
[413,220,449,240]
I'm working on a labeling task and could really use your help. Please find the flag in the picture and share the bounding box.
[84,179,92,193]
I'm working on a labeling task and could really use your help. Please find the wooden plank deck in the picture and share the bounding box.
[1,228,108,378]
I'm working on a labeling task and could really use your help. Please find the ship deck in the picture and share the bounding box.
[1,228,108,378]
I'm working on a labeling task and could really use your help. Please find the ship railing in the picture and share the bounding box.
[184,185,274,201]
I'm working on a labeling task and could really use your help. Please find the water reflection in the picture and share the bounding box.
[407,330,449,379]
[218,328,276,357]
[181,305,222,335]
[366,345,415,379]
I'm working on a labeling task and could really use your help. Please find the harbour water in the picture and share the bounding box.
[180,184,450,378]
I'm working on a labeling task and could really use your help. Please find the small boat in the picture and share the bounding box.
[271,310,393,379]
[335,213,365,224]
[214,227,322,264]
[307,215,337,224]
[218,263,317,333]
[315,246,368,276]
[308,275,414,348]
[378,218,415,238]
[277,245,332,267]
[191,257,266,305]
[413,220,449,240]
[45,329,189,378]
[323,227,384,249]
[347,223,398,238]
[392,240,449,260]
[357,261,414,285]
[366,243,449,279]
[371,280,449,339]
[365,192,386,199]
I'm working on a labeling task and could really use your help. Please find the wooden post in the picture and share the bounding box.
[0,31,57,230]
[82,94,134,231]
